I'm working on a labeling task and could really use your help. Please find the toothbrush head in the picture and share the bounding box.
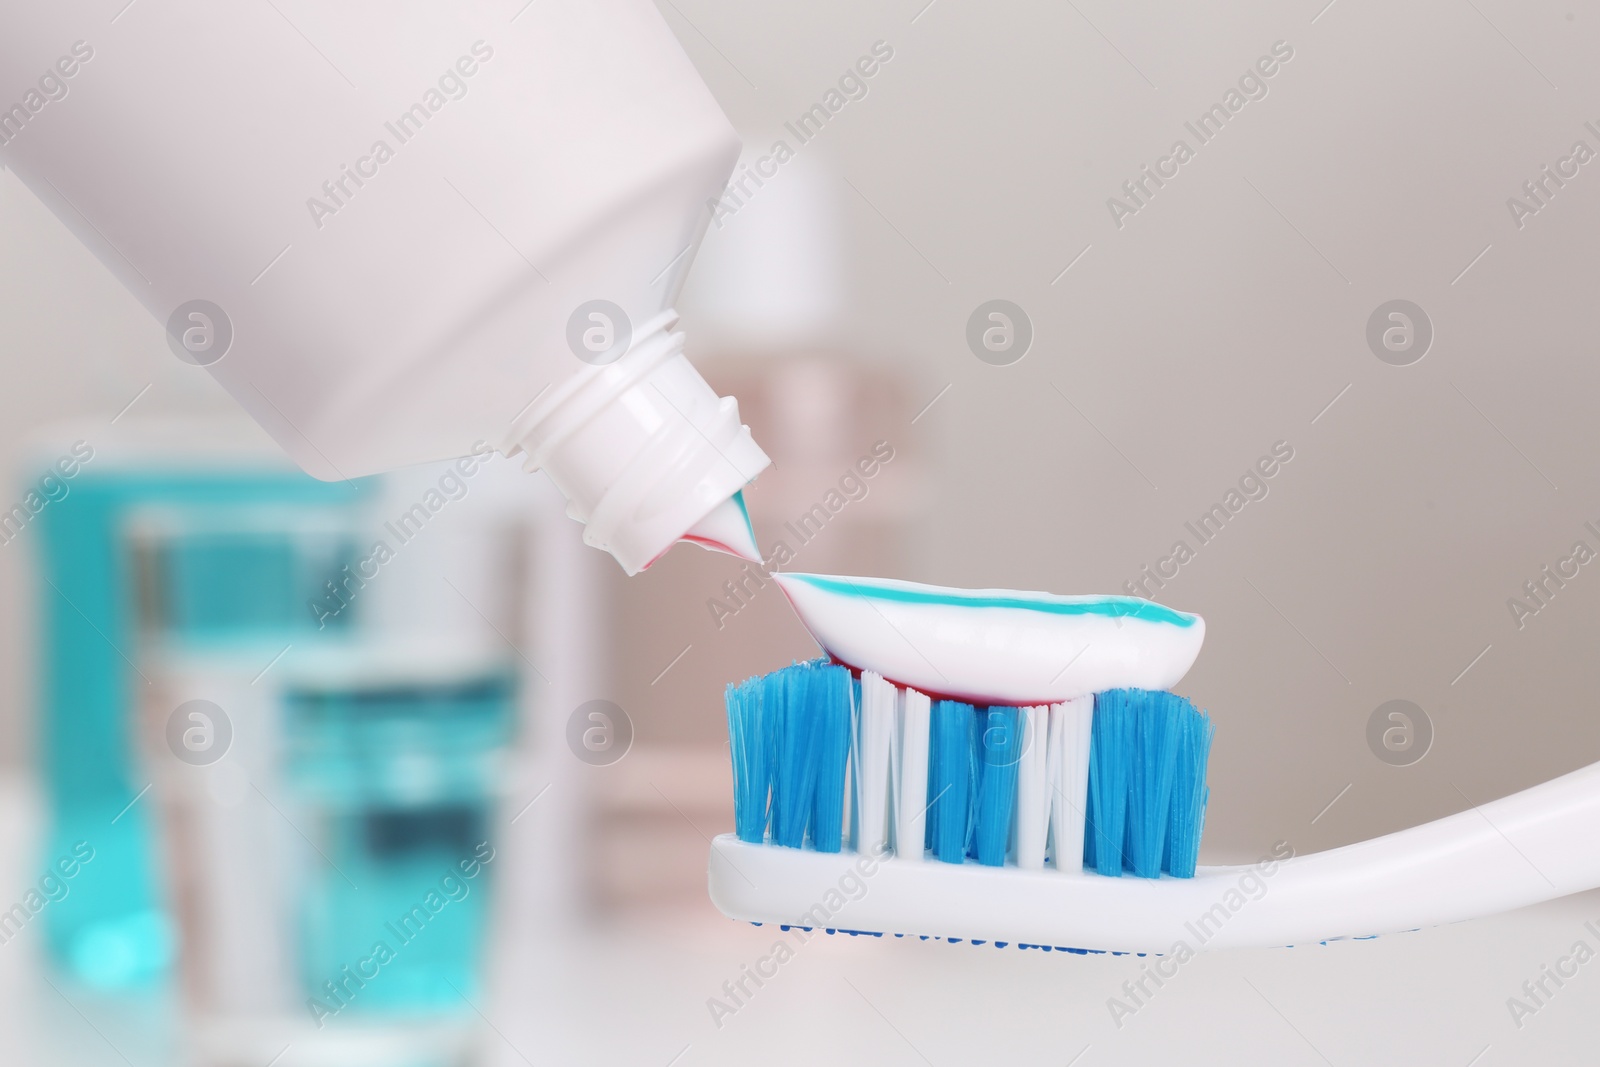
[718,660,1214,951]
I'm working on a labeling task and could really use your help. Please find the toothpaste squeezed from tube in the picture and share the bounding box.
[678,490,761,563]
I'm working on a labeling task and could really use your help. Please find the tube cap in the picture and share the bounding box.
[508,312,770,574]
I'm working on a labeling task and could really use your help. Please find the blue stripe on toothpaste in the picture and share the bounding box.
[785,574,1198,628]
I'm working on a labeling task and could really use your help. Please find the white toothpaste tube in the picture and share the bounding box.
[0,0,768,573]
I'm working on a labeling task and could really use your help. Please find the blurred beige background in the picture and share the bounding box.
[3,0,1598,904]
[3,0,1600,1063]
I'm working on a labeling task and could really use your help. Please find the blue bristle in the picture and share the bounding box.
[809,667,853,853]
[1085,690,1135,876]
[973,706,1022,866]
[725,674,770,843]
[1164,706,1214,877]
[767,666,818,847]
[847,675,863,849]
[928,700,976,863]
[1126,691,1181,878]
[1082,772,1097,871]
[756,659,852,848]
[1083,688,1212,879]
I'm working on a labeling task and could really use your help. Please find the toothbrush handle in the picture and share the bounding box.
[1209,759,1600,948]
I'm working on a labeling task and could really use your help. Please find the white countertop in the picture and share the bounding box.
[2,772,1596,1067]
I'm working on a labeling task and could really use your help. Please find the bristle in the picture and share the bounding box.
[1126,691,1181,877]
[853,672,896,856]
[1014,706,1050,869]
[847,676,860,849]
[809,667,853,853]
[1047,696,1093,872]
[892,687,931,860]
[755,659,851,848]
[928,700,976,863]
[973,706,1022,866]
[1085,690,1136,876]
[724,662,1211,881]
[768,665,819,847]
[1085,689,1212,879]
[1165,705,1214,877]
[725,675,770,844]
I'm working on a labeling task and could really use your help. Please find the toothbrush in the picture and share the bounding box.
[708,572,1600,954]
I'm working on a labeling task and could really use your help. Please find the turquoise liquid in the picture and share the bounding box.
[287,674,514,1013]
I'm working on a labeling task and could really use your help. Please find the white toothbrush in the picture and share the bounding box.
[712,757,1600,953]
[710,572,1599,953]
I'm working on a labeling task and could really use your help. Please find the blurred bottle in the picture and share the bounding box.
[598,150,926,911]
[133,499,515,1066]
[130,503,361,1024]
[24,418,367,990]
[686,149,926,572]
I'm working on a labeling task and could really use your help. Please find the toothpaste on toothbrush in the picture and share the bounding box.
[770,572,1205,706]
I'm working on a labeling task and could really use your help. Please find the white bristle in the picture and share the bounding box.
[1048,695,1094,872]
[845,680,1091,869]
[853,672,895,856]
[891,685,932,860]
[1014,705,1051,869]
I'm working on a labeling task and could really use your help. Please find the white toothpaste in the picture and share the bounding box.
[772,573,1205,706]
